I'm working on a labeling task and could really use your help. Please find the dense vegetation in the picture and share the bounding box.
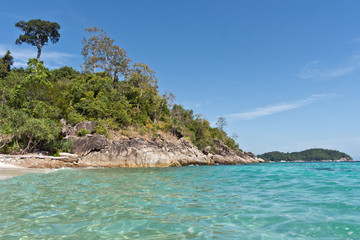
[258,149,353,162]
[0,21,240,155]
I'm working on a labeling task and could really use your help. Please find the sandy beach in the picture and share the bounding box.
[0,162,54,180]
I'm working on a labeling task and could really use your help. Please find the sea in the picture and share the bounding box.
[0,162,359,239]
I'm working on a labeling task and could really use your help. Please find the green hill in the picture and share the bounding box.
[0,24,240,156]
[258,148,353,162]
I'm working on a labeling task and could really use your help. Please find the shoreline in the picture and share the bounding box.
[1,158,357,180]
[0,136,265,169]
[0,162,55,180]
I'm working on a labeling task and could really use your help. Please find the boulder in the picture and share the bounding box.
[72,134,109,156]
[213,139,231,156]
[74,121,96,134]
[61,120,96,138]
[202,146,211,155]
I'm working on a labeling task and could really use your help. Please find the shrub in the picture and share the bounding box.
[77,128,90,137]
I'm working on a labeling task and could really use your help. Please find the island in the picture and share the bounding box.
[0,20,264,168]
[258,148,353,162]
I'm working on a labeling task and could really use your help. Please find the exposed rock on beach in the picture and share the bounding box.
[0,121,264,169]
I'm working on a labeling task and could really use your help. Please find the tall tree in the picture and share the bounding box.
[15,19,60,61]
[81,27,105,74]
[81,27,131,80]
[216,117,227,130]
[106,45,131,83]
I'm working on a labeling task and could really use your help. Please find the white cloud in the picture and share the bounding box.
[227,94,337,120]
[0,44,76,69]
[296,60,355,80]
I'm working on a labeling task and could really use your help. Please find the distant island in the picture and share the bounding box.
[258,148,353,162]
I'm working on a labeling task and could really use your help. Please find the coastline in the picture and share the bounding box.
[0,162,54,180]
[0,155,356,180]
[0,135,265,170]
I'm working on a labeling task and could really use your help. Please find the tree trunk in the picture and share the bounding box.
[37,46,42,61]
[112,70,118,85]
[137,88,143,110]
[21,136,33,154]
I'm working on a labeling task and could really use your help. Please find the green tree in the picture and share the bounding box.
[0,50,14,78]
[24,58,50,85]
[15,19,60,61]
[0,106,59,154]
[81,27,131,80]
[106,45,131,83]
[81,27,105,73]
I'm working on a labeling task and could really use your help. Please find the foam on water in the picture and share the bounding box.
[0,162,359,239]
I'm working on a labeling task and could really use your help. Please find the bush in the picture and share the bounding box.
[77,128,90,137]
[60,138,73,152]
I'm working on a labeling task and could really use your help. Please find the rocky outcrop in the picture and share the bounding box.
[73,136,212,167]
[211,139,265,164]
[1,131,264,168]
[0,154,80,168]
[70,136,263,167]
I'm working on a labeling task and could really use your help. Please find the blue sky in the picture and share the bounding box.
[1,0,360,159]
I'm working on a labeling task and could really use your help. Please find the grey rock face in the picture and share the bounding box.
[71,136,264,168]
[72,134,109,156]
[1,135,264,168]
[78,137,212,167]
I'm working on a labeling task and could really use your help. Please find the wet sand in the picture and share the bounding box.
[0,163,54,180]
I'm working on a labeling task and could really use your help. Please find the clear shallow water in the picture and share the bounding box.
[0,162,359,239]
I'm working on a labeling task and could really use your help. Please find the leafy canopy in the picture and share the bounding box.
[81,27,131,82]
[0,50,13,78]
[15,19,60,60]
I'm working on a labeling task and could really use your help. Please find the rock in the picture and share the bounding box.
[72,134,109,156]
[79,137,212,167]
[244,152,256,159]
[203,146,211,155]
[61,119,73,137]
[213,139,231,156]
[59,152,79,159]
[61,120,96,138]
[0,135,264,168]
[170,128,183,139]
[74,121,96,134]
[211,139,264,164]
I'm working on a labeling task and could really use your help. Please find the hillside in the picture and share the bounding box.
[0,26,241,157]
[258,148,353,162]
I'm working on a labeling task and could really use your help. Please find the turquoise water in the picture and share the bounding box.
[0,162,360,239]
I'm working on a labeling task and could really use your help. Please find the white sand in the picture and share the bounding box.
[0,162,54,180]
